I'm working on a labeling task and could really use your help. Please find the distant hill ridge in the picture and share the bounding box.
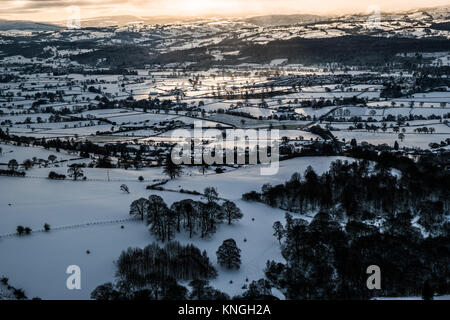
[0,20,60,31]
[243,14,326,26]
[0,5,448,30]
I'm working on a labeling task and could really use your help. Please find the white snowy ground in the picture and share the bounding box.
[331,131,450,149]
[0,143,79,165]
[0,156,353,300]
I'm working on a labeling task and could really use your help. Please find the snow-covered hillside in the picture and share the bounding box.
[0,156,353,299]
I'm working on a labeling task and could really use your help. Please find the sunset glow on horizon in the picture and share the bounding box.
[2,0,450,22]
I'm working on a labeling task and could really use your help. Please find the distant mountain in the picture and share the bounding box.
[60,15,145,28]
[413,5,450,19]
[0,20,60,31]
[4,5,448,30]
[54,14,328,28]
[53,15,204,28]
[243,6,450,26]
[243,14,327,26]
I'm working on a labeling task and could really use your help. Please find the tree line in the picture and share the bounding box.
[240,157,449,299]
[130,187,243,241]
[91,241,227,300]
[244,159,449,236]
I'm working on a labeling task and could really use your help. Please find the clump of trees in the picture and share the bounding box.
[129,188,243,240]
[380,83,403,98]
[0,169,25,177]
[16,226,32,236]
[116,242,217,282]
[243,159,449,236]
[48,171,66,180]
[91,241,220,300]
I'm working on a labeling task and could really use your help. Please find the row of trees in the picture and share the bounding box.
[16,223,50,235]
[91,277,230,301]
[413,126,436,134]
[48,166,85,181]
[130,188,243,240]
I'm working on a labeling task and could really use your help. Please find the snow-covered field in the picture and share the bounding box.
[332,131,450,149]
[0,156,352,299]
[0,143,78,166]
[1,12,450,301]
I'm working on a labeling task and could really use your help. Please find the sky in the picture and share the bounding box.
[2,0,450,22]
